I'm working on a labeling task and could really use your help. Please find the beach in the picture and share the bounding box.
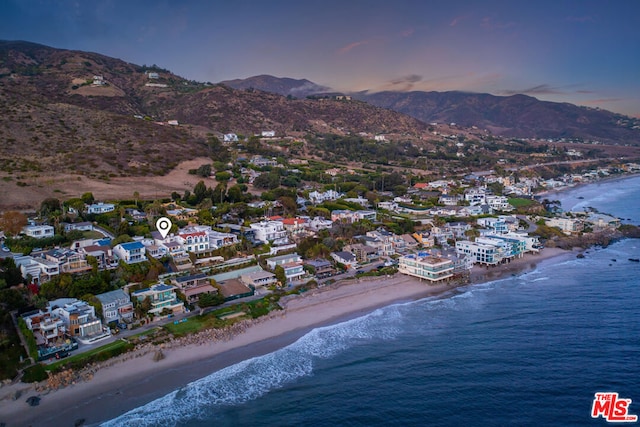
[0,247,572,427]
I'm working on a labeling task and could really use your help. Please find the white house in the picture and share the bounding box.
[250,221,288,244]
[113,241,146,264]
[266,253,303,269]
[87,203,115,214]
[399,254,454,283]
[261,130,276,137]
[223,133,239,143]
[178,230,210,253]
[22,225,54,239]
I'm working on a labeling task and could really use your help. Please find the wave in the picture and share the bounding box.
[103,241,638,426]
[101,304,411,426]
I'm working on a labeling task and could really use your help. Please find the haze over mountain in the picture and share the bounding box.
[223,75,640,144]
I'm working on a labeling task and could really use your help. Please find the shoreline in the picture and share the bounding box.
[0,247,572,427]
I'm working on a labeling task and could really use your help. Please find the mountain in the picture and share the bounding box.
[220,74,329,98]
[0,41,426,180]
[224,75,640,144]
[355,90,640,143]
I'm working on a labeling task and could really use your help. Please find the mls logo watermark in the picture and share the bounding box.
[591,392,638,423]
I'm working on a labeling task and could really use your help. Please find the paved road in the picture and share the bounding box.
[516,215,538,233]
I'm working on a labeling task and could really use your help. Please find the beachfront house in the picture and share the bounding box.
[398,254,455,283]
[172,273,218,304]
[131,283,185,316]
[48,298,106,341]
[455,240,502,266]
[240,270,278,288]
[95,289,134,325]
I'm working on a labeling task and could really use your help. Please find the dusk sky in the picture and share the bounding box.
[2,0,639,117]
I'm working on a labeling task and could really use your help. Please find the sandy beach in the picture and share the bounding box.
[0,247,573,427]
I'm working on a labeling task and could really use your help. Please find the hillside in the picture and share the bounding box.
[222,75,640,144]
[356,91,640,144]
[0,41,428,180]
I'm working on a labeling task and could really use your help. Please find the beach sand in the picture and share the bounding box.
[0,247,574,427]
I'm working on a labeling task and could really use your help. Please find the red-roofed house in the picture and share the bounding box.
[178,231,209,253]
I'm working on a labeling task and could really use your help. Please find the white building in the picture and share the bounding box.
[455,240,502,265]
[178,230,210,253]
[22,225,54,239]
[398,254,454,283]
[330,210,377,223]
[250,221,288,244]
[87,203,115,214]
[113,241,146,264]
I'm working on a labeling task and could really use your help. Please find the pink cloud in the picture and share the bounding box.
[400,27,415,38]
[450,15,465,27]
[337,40,369,55]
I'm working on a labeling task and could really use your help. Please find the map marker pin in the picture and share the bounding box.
[156,216,172,239]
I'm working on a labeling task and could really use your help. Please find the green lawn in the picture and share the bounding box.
[45,339,132,372]
[508,198,536,208]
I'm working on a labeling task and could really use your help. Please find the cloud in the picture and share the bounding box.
[400,27,415,38]
[450,15,465,27]
[500,84,601,97]
[337,40,369,55]
[386,74,423,91]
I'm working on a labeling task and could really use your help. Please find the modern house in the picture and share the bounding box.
[22,225,54,239]
[399,254,455,283]
[131,283,185,316]
[113,241,146,264]
[266,253,302,269]
[95,289,134,325]
[22,311,66,346]
[172,273,218,304]
[240,270,278,288]
[455,240,502,266]
[63,221,94,233]
[14,255,60,284]
[331,210,377,224]
[251,221,288,244]
[48,298,106,341]
[87,203,115,214]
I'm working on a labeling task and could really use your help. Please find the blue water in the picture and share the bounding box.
[103,176,640,427]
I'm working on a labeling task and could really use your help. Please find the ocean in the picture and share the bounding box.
[103,176,640,427]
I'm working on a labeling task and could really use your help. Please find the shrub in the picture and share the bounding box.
[22,364,48,383]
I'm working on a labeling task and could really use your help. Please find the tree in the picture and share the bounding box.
[81,192,95,205]
[0,211,27,236]
[133,191,140,208]
[193,181,208,204]
[198,292,223,308]
[274,265,286,285]
[40,198,61,217]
